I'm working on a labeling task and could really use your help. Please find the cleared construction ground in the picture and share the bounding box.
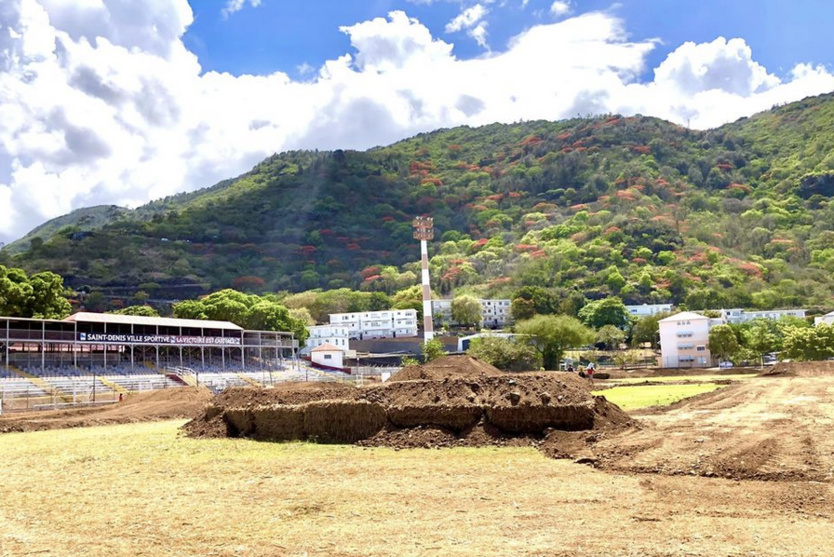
[183,356,632,454]
[2,357,834,555]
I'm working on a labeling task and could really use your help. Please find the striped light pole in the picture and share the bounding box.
[413,216,435,343]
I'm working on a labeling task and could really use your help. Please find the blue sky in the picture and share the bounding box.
[183,0,834,81]
[2,0,834,244]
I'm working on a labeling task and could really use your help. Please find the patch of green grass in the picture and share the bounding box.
[594,383,724,411]
[608,374,756,384]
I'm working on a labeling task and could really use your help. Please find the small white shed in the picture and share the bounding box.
[311,342,345,369]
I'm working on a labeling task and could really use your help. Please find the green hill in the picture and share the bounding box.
[4,91,834,311]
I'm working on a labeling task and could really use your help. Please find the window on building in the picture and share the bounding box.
[696,345,706,352]
[324,354,332,360]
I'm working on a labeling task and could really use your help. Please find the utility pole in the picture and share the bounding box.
[413,216,435,343]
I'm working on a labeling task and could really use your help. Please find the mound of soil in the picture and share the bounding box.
[0,387,212,433]
[215,382,361,407]
[390,355,505,381]
[185,356,633,458]
[761,360,834,377]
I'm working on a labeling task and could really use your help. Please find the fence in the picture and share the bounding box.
[0,365,406,414]
[0,387,120,414]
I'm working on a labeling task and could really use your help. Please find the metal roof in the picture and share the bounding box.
[64,312,243,330]
[657,311,708,323]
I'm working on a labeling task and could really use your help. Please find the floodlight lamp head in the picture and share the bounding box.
[412,215,434,241]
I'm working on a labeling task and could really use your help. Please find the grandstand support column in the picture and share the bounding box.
[156,325,160,370]
[413,216,435,343]
[40,320,45,374]
[5,319,9,373]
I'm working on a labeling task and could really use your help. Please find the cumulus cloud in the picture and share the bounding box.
[550,1,572,17]
[1,1,833,245]
[222,0,262,19]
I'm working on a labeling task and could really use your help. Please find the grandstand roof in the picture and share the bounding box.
[64,312,244,331]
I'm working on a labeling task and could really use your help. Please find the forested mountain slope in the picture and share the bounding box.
[4,92,834,311]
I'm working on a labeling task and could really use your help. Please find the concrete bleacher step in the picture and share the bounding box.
[9,365,74,403]
[236,373,262,387]
[97,376,128,394]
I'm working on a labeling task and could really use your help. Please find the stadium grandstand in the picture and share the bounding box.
[0,312,300,411]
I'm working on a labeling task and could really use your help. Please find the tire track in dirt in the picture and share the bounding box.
[595,375,834,482]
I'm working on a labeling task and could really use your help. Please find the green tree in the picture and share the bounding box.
[422,338,446,363]
[515,315,595,371]
[173,289,308,342]
[451,295,482,327]
[578,297,630,329]
[109,305,160,317]
[0,266,71,319]
[466,336,541,371]
[596,324,626,350]
[708,324,740,362]
[510,286,560,320]
[782,324,834,361]
[630,311,671,348]
[288,307,316,326]
[741,319,781,365]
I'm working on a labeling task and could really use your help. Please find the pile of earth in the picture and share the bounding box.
[389,355,506,381]
[183,355,633,458]
[761,360,834,377]
[0,387,212,433]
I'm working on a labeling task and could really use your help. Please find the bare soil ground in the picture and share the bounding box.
[0,387,211,433]
[184,356,632,448]
[2,359,834,555]
[0,421,831,556]
[592,363,834,482]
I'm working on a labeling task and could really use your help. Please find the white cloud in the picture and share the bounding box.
[446,4,487,33]
[550,1,571,17]
[222,0,262,19]
[1,1,833,245]
[445,4,489,48]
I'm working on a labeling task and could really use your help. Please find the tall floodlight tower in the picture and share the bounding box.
[413,216,435,343]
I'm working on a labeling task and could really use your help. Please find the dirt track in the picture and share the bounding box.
[594,371,834,482]
[0,387,211,433]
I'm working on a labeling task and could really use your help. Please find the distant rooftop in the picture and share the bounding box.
[64,312,243,330]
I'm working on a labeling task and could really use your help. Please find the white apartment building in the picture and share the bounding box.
[481,299,512,327]
[660,307,809,368]
[328,309,418,340]
[814,311,834,326]
[431,298,512,328]
[658,312,722,368]
[626,304,673,317]
[722,308,806,324]
[303,324,350,355]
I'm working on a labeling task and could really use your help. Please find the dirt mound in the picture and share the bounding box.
[762,360,834,377]
[390,355,505,381]
[184,382,362,439]
[215,382,361,407]
[0,387,211,433]
[185,368,632,459]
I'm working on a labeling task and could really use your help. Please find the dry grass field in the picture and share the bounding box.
[1,412,832,557]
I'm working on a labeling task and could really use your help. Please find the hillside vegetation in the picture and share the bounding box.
[4,92,834,311]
